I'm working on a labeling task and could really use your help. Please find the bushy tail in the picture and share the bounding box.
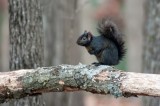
[97,18,126,61]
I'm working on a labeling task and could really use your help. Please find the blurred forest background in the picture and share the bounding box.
[0,0,159,106]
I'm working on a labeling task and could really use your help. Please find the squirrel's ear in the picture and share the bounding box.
[84,30,87,34]
[87,32,92,40]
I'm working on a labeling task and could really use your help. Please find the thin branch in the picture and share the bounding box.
[0,64,159,103]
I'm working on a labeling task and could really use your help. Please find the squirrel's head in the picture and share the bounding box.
[77,30,93,46]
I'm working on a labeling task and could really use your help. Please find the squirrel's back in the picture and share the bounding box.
[97,19,126,61]
[76,18,126,65]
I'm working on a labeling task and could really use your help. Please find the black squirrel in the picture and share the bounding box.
[76,19,126,65]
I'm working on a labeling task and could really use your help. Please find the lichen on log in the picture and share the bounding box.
[0,64,160,103]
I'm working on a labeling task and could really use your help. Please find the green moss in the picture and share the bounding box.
[106,72,123,97]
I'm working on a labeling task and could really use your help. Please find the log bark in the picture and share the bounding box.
[0,64,160,104]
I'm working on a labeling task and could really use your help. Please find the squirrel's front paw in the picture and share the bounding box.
[92,62,101,66]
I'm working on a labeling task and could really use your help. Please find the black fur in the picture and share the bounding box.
[97,18,126,61]
[77,19,126,65]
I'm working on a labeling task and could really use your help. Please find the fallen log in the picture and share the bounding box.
[0,64,159,103]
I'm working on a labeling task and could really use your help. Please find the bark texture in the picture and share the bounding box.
[9,0,43,70]
[143,0,160,106]
[42,0,82,106]
[9,0,44,106]
[0,64,160,104]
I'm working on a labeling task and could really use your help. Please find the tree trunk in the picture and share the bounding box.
[42,0,83,106]
[124,0,144,73]
[9,0,44,106]
[143,0,160,106]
